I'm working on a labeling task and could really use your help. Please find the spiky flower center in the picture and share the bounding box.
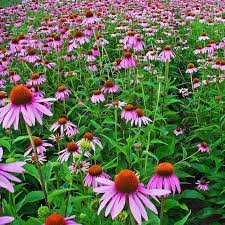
[10,85,32,105]
[32,137,43,146]
[12,38,19,44]
[57,86,65,92]
[127,31,136,36]
[45,213,66,225]
[83,132,94,140]
[104,80,114,87]
[88,165,102,176]
[31,73,40,80]
[115,169,138,194]
[164,45,171,51]
[136,108,144,117]
[75,30,83,38]
[67,141,79,152]
[125,104,134,111]
[193,78,200,83]
[93,89,101,95]
[85,9,93,17]
[200,179,207,185]
[28,48,36,55]
[58,117,67,124]
[96,34,102,39]
[124,51,132,58]
[0,91,6,99]
[156,162,174,176]
[187,63,195,69]
[201,142,208,148]
[112,101,119,106]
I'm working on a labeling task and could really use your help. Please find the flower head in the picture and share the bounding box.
[44,213,81,225]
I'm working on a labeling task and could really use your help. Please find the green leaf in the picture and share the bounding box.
[13,135,29,143]
[48,188,75,202]
[24,164,40,181]
[180,190,205,200]
[174,210,191,225]
[42,161,53,184]
[0,137,11,150]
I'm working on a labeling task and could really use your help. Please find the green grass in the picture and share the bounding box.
[0,0,21,7]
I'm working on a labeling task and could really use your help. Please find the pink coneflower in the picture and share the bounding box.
[158,45,175,62]
[197,142,210,152]
[133,36,145,52]
[84,165,110,188]
[122,30,137,48]
[95,34,109,46]
[120,51,136,69]
[58,141,90,162]
[112,58,122,71]
[193,46,203,54]
[49,133,64,142]
[105,101,126,109]
[54,86,71,100]
[86,51,96,62]
[186,63,197,74]
[26,73,46,86]
[24,48,40,63]
[78,132,103,151]
[50,117,78,136]
[8,70,21,84]
[173,128,183,136]
[121,104,137,123]
[0,216,14,225]
[69,161,90,174]
[101,80,119,93]
[132,108,152,127]
[84,26,94,36]
[88,62,97,71]
[9,38,21,52]
[147,162,181,195]
[145,47,158,61]
[43,213,81,225]
[91,90,105,103]
[91,46,100,57]
[62,52,76,61]
[0,91,7,106]
[26,153,47,164]
[0,155,26,192]
[0,85,53,130]
[74,30,89,45]
[192,78,201,89]
[94,169,170,225]
[198,32,209,41]
[82,9,98,26]
[52,35,62,52]
[212,58,222,70]
[196,179,209,191]
[24,137,53,157]
[42,59,56,69]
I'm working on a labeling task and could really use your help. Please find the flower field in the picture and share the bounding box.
[0,0,225,224]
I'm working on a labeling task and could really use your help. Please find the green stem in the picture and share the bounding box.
[174,150,200,165]
[141,82,147,110]
[25,123,49,207]
[160,199,164,225]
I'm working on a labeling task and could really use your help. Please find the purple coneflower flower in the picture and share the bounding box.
[192,78,201,89]
[24,137,53,157]
[173,128,183,136]
[101,80,119,93]
[54,86,71,100]
[94,169,170,225]
[120,51,136,69]
[84,165,110,188]
[62,52,76,61]
[91,90,105,103]
[0,216,14,225]
[95,34,109,46]
[147,162,181,195]
[69,161,90,174]
[158,45,175,62]
[0,85,53,130]
[50,117,78,136]
[132,108,152,127]
[198,32,209,41]
[26,73,46,86]
[78,132,102,151]
[196,179,209,191]
[24,48,40,63]
[26,153,47,165]
[43,213,81,225]
[82,10,98,26]
[186,63,197,74]
[0,91,7,106]
[74,30,89,45]
[8,70,21,84]
[197,142,210,153]
[105,101,126,109]
[121,104,137,123]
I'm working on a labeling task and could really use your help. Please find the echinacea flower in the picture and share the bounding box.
[43,213,81,225]
[54,86,71,100]
[173,128,183,136]
[78,132,102,151]
[82,9,98,26]
[197,142,210,153]
[101,80,119,93]
[50,117,78,136]
[84,165,110,188]
[8,70,21,84]
[91,90,105,103]
[131,108,152,127]
[69,161,90,174]
[120,51,136,69]
[58,141,90,162]
[196,179,209,191]
[0,150,26,192]
[24,137,53,157]
[158,45,175,62]
[105,101,126,109]
[186,63,197,74]
[147,162,181,195]
[26,153,47,164]
[0,91,7,106]
[26,73,46,86]
[121,104,137,123]
[24,48,40,63]
[0,85,53,130]
[0,216,14,225]
[94,169,170,225]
